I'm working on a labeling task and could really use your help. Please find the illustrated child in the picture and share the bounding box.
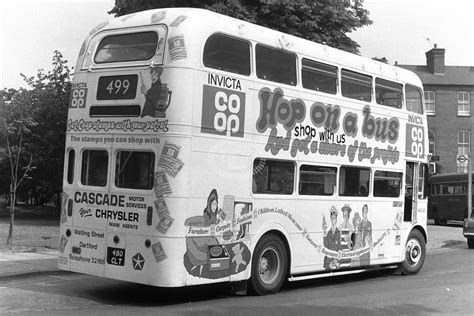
[231,244,247,272]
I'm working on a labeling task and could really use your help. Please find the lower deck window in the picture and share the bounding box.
[253,159,294,194]
[299,165,336,196]
[115,151,155,190]
[373,171,402,197]
[339,166,370,196]
[81,150,108,187]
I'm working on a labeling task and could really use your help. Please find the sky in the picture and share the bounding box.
[1,0,473,90]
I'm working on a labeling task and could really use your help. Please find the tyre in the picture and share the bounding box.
[467,238,474,249]
[434,210,446,226]
[398,229,426,275]
[248,234,288,295]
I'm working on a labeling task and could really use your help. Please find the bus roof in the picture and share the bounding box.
[429,173,474,184]
[92,8,422,87]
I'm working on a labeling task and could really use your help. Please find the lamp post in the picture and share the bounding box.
[469,153,472,219]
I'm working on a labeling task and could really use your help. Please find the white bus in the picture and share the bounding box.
[59,8,429,295]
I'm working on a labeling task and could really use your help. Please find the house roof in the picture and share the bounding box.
[397,65,474,86]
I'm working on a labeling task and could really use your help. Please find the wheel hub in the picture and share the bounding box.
[406,239,421,264]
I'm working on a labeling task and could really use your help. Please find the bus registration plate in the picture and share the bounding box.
[107,247,125,266]
[97,75,138,100]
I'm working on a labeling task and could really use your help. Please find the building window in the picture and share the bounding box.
[428,129,435,155]
[457,92,470,116]
[424,91,435,115]
[457,130,470,173]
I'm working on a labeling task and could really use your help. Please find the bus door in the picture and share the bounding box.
[404,162,427,223]
[404,162,417,223]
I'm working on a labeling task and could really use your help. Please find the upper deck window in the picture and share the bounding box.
[406,84,423,114]
[341,69,372,102]
[203,34,251,75]
[301,58,337,94]
[375,78,403,109]
[256,44,297,86]
[94,31,158,64]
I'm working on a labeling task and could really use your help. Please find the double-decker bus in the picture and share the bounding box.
[59,8,429,295]
[428,173,472,225]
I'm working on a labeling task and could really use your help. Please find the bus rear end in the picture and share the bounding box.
[58,11,193,286]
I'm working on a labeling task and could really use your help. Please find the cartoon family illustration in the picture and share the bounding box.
[139,66,172,118]
[183,189,251,279]
[322,203,373,270]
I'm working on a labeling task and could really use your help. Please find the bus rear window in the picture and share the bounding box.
[115,151,155,190]
[81,150,108,187]
[94,31,158,64]
[203,34,251,75]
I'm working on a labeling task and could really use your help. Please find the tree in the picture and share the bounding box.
[21,51,71,206]
[0,51,71,245]
[1,88,37,245]
[108,0,371,53]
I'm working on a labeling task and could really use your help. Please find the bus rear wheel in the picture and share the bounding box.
[467,238,474,249]
[398,229,426,275]
[249,234,288,295]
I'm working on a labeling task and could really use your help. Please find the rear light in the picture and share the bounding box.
[67,199,73,216]
[147,206,153,225]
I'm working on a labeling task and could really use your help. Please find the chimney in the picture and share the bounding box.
[425,44,445,74]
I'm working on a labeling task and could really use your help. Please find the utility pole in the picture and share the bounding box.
[469,152,472,219]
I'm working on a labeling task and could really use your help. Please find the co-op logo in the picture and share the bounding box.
[405,123,425,159]
[201,85,245,137]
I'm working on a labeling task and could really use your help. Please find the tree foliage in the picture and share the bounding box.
[109,0,371,53]
[1,51,71,204]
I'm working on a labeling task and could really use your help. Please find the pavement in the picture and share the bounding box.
[0,221,468,280]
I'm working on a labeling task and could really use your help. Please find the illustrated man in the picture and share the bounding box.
[140,66,163,118]
[339,204,354,267]
[358,204,373,266]
[322,205,341,270]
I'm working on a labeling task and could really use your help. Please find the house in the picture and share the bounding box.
[398,45,474,174]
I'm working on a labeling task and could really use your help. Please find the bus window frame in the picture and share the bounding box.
[255,43,298,86]
[80,149,109,187]
[202,33,252,76]
[81,25,168,71]
[114,150,156,191]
